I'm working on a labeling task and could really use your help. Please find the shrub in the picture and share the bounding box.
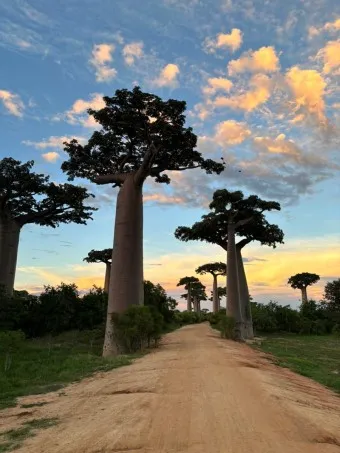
[218,315,236,339]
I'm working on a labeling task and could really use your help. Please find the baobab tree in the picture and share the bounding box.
[288,272,320,304]
[177,276,199,311]
[83,248,112,292]
[0,158,95,295]
[195,262,226,313]
[175,189,282,339]
[209,286,226,308]
[61,87,224,356]
[181,280,207,313]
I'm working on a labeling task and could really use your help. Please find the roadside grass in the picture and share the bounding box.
[253,334,340,393]
[0,328,142,410]
[0,417,59,452]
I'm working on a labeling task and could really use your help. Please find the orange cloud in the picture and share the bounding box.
[317,40,340,74]
[214,120,251,145]
[228,46,280,75]
[122,41,144,65]
[90,43,117,82]
[202,77,233,96]
[42,151,60,163]
[308,18,340,38]
[213,74,272,112]
[0,90,25,117]
[204,28,243,53]
[154,63,180,87]
[285,66,327,124]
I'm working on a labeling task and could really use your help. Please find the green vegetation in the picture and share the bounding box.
[0,418,59,452]
[253,334,340,393]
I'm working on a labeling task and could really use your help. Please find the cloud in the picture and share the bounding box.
[213,73,272,112]
[54,93,105,128]
[285,66,327,125]
[316,40,340,74]
[308,18,340,38]
[0,89,25,117]
[202,77,233,96]
[153,63,180,87]
[213,120,251,145]
[23,135,86,149]
[204,28,243,54]
[228,46,280,75]
[42,152,60,163]
[122,41,144,65]
[89,43,117,82]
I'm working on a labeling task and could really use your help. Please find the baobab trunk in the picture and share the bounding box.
[227,223,244,340]
[193,296,199,313]
[236,246,254,339]
[187,284,192,311]
[212,274,219,313]
[0,217,21,296]
[301,286,308,304]
[103,263,111,293]
[103,174,144,357]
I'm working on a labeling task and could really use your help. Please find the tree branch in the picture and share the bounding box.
[236,238,252,250]
[16,207,66,226]
[134,143,161,186]
[234,216,253,228]
[93,173,127,185]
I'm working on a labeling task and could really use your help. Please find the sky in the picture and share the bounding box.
[0,0,339,310]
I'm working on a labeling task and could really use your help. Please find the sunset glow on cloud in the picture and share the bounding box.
[1,1,339,308]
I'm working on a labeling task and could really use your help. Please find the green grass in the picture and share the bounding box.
[253,334,340,393]
[0,328,141,410]
[0,417,59,452]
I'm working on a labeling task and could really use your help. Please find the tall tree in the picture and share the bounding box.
[177,276,199,311]
[175,189,282,339]
[195,262,226,313]
[288,272,320,304]
[209,286,226,308]
[181,280,207,313]
[323,278,340,311]
[61,87,224,356]
[83,248,112,293]
[0,158,95,295]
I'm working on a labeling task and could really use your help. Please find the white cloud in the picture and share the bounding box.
[213,120,251,145]
[54,93,105,128]
[204,28,243,54]
[23,135,86,149]
[0,90,25,117]
[153,63,180,87]
[89,43,117,82]
[122,41,144,65]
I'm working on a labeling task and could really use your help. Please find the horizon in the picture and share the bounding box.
[1,0,339,311]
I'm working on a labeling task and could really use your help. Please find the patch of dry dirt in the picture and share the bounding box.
[1,323,340,452]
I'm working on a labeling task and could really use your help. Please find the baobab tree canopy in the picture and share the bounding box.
[83,249,112,264]
[0,158,95,227]
[195,262,226,276]
[175,189,283,249]
[61,86,225,185]
[288,273,320,289]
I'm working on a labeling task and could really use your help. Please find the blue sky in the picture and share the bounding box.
[1,0,339,309]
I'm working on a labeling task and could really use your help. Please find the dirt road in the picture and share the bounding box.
[1,323,340,453]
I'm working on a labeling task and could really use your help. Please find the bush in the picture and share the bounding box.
[218,315,236,339]
[111,305,164,353]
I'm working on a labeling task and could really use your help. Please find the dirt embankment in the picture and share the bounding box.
[1,323,340,453]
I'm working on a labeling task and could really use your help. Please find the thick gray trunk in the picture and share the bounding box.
[103,174,144,357]
[187,284,192,311]
[193,296,199,313]
[227,223,244,340]
[0,217,21,296]
[104,263,111,293]
[236,247,254,339]
[301,286,308,304]
[212,275,219,313]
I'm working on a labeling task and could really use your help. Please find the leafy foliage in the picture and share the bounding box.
[62,87,225,186]
[83,249,112,264]
[288,273,320,290]
[195,262,226,277]
[324,278,340,311]
[0,158,95,227]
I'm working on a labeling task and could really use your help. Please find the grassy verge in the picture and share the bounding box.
[0,328,142,410]
[253,334,340,393]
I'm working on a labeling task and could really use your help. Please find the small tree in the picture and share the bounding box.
[177,276,199,311]
[0,158,95,295]
[181,280,207,313]
[288,272,320,304]
[195,262,226,313]
[61,87,224,356]
[323,278,340,311]
[83,249,112,293]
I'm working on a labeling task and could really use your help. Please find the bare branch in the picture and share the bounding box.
[134,143,161,185]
